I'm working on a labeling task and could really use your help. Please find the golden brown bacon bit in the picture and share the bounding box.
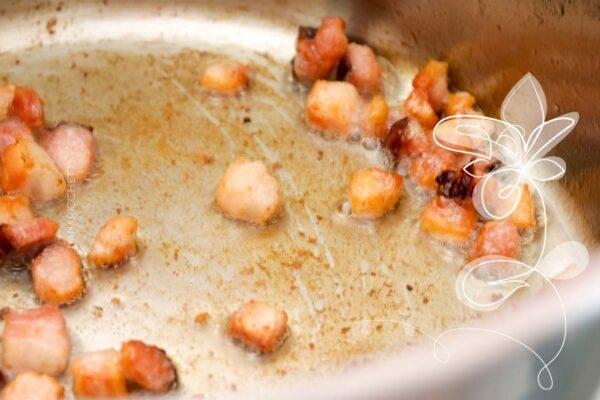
[71,349,127,398]
[8,87,45,129]
[292,16,348,84]
[2,217,59,253]
[436,164,473,199]
[343,43,382,96]
[471,220,521,260]
[120,340,178,394]
[1,371,64,400]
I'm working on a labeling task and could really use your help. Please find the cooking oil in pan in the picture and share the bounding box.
[0,42,484,397]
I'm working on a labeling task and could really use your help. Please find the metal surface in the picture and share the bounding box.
[0,0,598,399]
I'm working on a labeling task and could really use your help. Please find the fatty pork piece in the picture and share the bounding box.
[200,61,249,95]
[0,194,34,225]
[0,119,33,153]
[1,217,59,254]
[0,138,66,203]
[216,159,282,225]
[421,195,477,244]
[87,215,138,267]
[120,340,178,393]
[0,85,45,129]
[306,80,388,139]
[31,240,85,304]
[0,372,64,400]
[292,16,348,84]
[39,122,96,184]
[71,350,127,398]
[348,168,404,219]
[1,305,70,376]
[228,300,288,353]
[342,43,382,96]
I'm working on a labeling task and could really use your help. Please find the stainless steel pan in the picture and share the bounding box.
[0,1,599,399]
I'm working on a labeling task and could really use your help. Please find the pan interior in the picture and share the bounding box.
[0,40,484,396]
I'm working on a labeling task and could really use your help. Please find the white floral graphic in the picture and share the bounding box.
[431,73,589,389]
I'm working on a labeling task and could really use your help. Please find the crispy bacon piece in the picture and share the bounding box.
[120,340,177,393]
[292,16,349,84]
[0,119,33,153]
[216,159,282,225]
[384,117,433,159]
[0,84,16,119]
[0,194,34,225]
[421,196,477,243]
[409,148,458,189]
[39,123,96,184]
[508,184,535,229]
[306,80,361,139]
[412,60,449,113]
[87,215,138,267]
[0,138,67,203]
[403,89,438,129]
[2,217,59,253]
[71,350,127,398]
[200,62,249,95]
[228,300,288,353]
[360,94,389,139]
[8,86,44,129]
[1,305,70,376]
[445,91,476,115]
[0,372,64,400]
[343,43,382,96]
[348,168,403,219]
[31,240,85,304]
[471,220,521,260]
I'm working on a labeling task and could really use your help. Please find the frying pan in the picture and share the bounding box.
[0,1,599,399]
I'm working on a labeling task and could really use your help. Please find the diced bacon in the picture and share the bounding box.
[1,305,70,376]
[0,138,67,203]
[412,60,449,113]
[360,94,389,139]
[200,62,249,95]
[39,123,95,184]
[0,119,33,153]
[404,89,438,129]
[409,148,459,189]
[343,43,382,96]
[8,87,44,129]
[0,372,64,400]
[216,159,282,225]
[292,16,349,84]
[2,217,59,252]
[120,340,177,393]
[471,220,521,260]
[228,300,288,353]
[87,215,138,267]
[508,184,535,229]
[0,84,16,119]
[384,117,433,159]
[31,240,85,305]
[71,350,127,398]
[421,196,477,243]
[348,168,404,219]
[0,194,34,225]
[306,80,361,139]
[445,91,476,115]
